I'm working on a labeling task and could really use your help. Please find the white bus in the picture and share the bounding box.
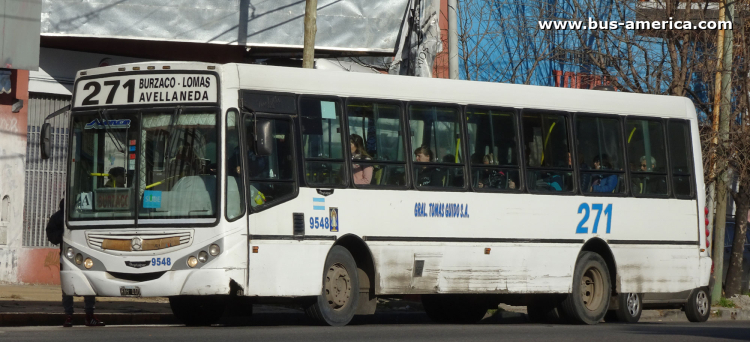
[41,62,711,326]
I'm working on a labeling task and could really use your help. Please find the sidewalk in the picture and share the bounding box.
[0,283,178,326]
[1,284,749,326]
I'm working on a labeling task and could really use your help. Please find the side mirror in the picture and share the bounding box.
[40,123,52,160]
[254,119,273,156]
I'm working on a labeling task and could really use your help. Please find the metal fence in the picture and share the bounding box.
[23,94,70,247]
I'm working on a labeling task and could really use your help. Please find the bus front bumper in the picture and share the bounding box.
[61,264,244,297]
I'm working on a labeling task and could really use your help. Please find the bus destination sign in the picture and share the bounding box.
[73,73,218,108]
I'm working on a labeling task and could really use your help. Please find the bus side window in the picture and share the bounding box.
[522,111,573,192]
[225,109,245,220]
[300,97,346,187]
[575,115,625,194]
[466,107,520,191]
[668,120,694,198]
[346,101,407,187]
[408,104,465,189]
[626,119,668,196]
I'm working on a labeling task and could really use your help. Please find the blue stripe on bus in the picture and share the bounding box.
[313,205,325,210]
[313,198,325,203]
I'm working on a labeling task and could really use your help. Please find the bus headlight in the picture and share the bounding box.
[84,258,94,269]
[198,251,208,263]
[75,254,83,265]
[65,248,74,259]
[209,244,220,256]
[187,256,198,268]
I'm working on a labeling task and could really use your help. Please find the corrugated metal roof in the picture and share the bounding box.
[41,0,410,54]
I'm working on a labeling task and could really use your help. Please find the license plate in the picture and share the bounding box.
[120,286,141,296]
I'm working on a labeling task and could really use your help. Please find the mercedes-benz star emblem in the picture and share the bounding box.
[131,237,143,251]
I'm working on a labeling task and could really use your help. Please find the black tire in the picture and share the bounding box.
[422,294,488,324]
[613,293,642,323]
[305,246,360,326]
[685,287,710,323]
[169,295,226,326]
[560,252,611,325]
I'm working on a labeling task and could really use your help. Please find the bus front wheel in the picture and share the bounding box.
[305,246,360,326]
[560,252,611,324]
[169,295,226,326]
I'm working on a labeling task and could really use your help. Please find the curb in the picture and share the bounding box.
[0,313,178,327]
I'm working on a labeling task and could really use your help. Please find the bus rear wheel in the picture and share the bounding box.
[421,294,488,324]
[169,295,226,326]
[685,287,710,322]
[305,246,360,326]
[560,252,611,325]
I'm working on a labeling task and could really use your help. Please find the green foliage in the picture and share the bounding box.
[717,297,735,308]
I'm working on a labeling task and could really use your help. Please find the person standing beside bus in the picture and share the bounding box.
[350,134,373,185]
[46,199,105,327]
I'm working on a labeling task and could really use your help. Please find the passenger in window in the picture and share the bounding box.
[632,155,667,195]
[483,154,494,165]
[104,167,126,188]
[590,154,618,193]
[639,155,656,172]
[476,154,516,190]
[350,134,373,185]
[536,174,563,191]
[533,152,570,191]
[414,146,444,187]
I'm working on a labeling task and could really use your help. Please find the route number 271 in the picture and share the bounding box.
[576,203,612,234]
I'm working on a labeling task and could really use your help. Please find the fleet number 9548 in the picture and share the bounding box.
[151,257,171,266]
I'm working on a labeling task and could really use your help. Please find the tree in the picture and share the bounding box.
[456,0,750,296]
[720,5,750,297]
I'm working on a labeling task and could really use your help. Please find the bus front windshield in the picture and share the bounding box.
[68,109,219,223]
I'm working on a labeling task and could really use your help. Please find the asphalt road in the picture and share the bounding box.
[2,316,749,342]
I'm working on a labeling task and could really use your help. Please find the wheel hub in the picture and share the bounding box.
[626,293,640,316]
[580,267,604,311]
[696,291,708,316]
[325,262,352,310]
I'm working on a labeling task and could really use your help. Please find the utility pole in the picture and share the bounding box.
[710,0,729,303]
[448,0,458,80]
[302,0,318,69]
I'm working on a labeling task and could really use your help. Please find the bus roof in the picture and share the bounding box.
[232,63,694,120]
[75,62,694,120]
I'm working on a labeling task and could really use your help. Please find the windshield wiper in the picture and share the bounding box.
[163,107,183,158]
[98,108,127,154]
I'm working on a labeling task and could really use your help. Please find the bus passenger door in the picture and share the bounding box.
[242,113,297,232]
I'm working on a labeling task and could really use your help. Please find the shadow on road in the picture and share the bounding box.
[220,310,530,327]
[625,323,750,342]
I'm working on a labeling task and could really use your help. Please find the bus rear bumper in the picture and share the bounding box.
[61,268,244,297]
[699,255,712,287]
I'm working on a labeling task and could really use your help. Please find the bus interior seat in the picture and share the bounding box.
[151,175,216,217]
